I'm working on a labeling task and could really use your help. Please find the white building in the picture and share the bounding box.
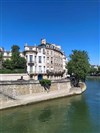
[24,39,67,80]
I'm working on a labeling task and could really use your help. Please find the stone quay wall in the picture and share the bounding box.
[0,80,71,99]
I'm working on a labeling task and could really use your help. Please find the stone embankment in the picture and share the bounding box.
[0,80,86,110]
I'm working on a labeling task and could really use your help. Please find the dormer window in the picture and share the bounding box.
[7,52,9,56]
[38,48,41,53]
[46,45,49,48]
[30,47,32,50]
[50,45,53,49]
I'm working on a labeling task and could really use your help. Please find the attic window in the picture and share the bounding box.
[30,48,32,50]
[50,45,53,49]
[46,45,49,48]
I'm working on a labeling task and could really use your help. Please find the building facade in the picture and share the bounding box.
[0,39,68,80]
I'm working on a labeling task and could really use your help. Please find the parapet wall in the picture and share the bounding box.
[0,80,71,99]
[0,74,29,81]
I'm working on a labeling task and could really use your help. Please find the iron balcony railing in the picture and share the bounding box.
[29,71,46,74]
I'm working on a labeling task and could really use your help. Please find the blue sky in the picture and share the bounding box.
[0,0,99,65]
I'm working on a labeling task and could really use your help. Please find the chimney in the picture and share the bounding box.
[41,39,46,44]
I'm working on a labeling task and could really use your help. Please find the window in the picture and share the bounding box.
[46,45,49,48]
[35,56,36,62]
[30,66,33,73]
[47,50,49,55]
[50,45,53,49]
[30,47,32,50]
[29,55,33,62]
[43,56,45,63]
[39,66,42,72]
[35,66,37,72]
[38,56,41,63]
[43,48,45,54]
[47,57,49,63]
[26,55,27,60]
[47,57,49,60]
[38,48,41,53]
[44,66,45,72]
[51,57,53,64]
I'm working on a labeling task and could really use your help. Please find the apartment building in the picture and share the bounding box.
[24,39,67,80]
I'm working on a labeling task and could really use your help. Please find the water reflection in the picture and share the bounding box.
[38,107,52,122]
[0,80,100,133]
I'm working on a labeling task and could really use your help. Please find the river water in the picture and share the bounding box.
[0,79,100,133]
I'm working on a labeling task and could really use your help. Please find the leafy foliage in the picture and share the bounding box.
[15,57,26,69]
[40,79,51,86]
[11,45,19,61]
[3,59,14,69]
[0,52,3,69]
[89,66,97,75]
[0,69,25,74]
[39,79,51,92]
[97,66,100,75]
[0,53,3,61]
[67,50,90,85]
[89,66,100,76]
[2,45,26,73]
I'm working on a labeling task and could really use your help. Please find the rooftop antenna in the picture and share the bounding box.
[24,42,28,46]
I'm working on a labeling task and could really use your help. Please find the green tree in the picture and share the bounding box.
[3,59,14,69]
[67,50,90,86]
[39,79,51,92]
[11,45,26,69]
[0,52,3,69]
[18,57,26,69]
[98,66,100,72]
[2,45,26,73]
[96,66,100,75]
[89,66,97,75]
[11,45,20,68]
[0,53,3,61]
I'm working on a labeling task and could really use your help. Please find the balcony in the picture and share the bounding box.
[28,61,36,66]
[29,70,46,74]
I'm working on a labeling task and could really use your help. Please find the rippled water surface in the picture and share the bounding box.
[0,79,100,133]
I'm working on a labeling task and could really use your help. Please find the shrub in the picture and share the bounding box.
[0,69,25,74]
[39,79,51,92]
[39,79,51,87]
